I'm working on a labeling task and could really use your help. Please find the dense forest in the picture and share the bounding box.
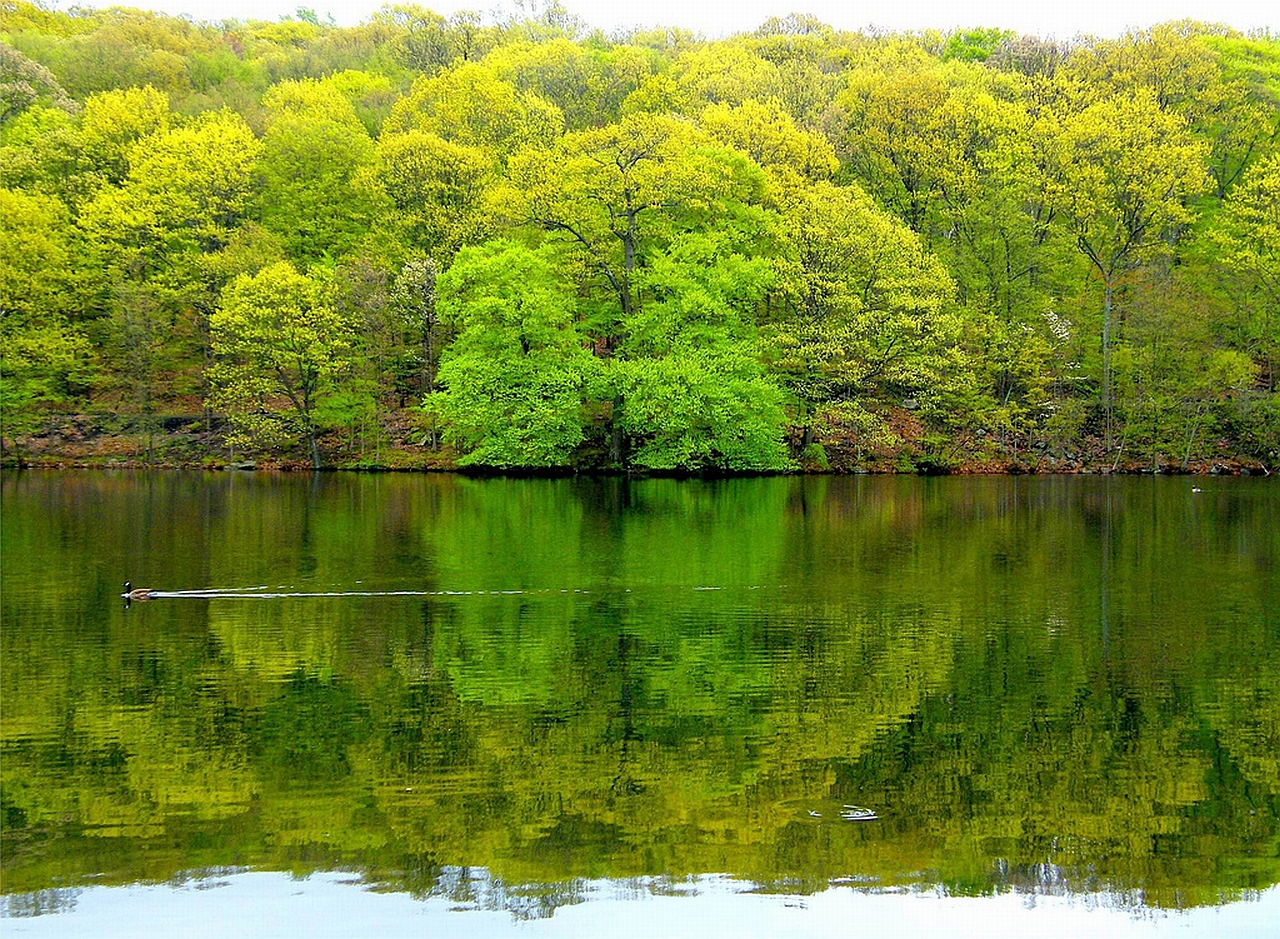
[1,2,1277,472]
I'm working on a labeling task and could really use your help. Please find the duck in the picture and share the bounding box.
[122,582,157,601]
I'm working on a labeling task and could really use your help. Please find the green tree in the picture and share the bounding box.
[209,262,358,468]
[0,105,83,201]
[372,4,500,72]
[430,240,599,467]
[699,98,837,184]
[1114,270,1257,469]
[0,187,95,454]
[614,233,792,471]
[1064,24,1278,202]
[623,41,787,117]
[0,319,94,456]
[74,109,263,436]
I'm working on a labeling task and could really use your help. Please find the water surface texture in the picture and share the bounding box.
[2,471,1277,933]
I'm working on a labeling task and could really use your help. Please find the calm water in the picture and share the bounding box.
[2,471,1277,936]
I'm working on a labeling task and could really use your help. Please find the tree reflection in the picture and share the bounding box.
[1,471,1277,911]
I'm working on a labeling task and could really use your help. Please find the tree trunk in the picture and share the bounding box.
[1102,279,1114,451]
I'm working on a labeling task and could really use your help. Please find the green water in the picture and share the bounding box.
[2,471,1277,931]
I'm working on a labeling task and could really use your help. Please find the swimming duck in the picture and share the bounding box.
[122,582,156,600]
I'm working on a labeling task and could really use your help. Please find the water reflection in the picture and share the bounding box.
[3,871,1279,938]
[1,471,1277,927]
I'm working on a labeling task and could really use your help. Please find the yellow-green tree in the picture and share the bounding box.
[366,129,493,259]
[257,80,380,263]
[503,112,770,328]
[1039,88,1209,445]
[765,179,963,458]
[382,60,562,161]
[209,262,359,468]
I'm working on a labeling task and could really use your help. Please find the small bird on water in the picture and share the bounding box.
[122,582,156,601]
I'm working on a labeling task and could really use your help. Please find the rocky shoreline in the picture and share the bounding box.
[2,412,1269,477]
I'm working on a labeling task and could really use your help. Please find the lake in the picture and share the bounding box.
[2,470,1277,937]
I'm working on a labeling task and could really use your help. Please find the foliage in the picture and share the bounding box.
[257,88,379,262]
[208,262,359,467]
[0,318,94,444]
[0,9,1272,470]
[431,240,598,467]
[616,233,792,472]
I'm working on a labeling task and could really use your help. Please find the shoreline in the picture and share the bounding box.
[3,414,1270,478]
[2,455,1268,478]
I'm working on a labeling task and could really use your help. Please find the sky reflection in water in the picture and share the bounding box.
[4,871,1279,938]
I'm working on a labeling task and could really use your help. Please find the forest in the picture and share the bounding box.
[1,2,1278,473]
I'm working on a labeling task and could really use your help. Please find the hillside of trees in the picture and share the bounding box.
[2,3,1277,473]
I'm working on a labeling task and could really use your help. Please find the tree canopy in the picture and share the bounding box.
[2,4,1276,472]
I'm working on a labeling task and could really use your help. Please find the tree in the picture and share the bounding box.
[382,61,562,161]
[699,98,837,184]
[0,319,94,456]
[389,257,442,401]
[503,113,770,331]
[372,4,500,72]
[78,110,262,278]
[623,41,787,117]
[1210,153,1280,461]
[368,130,493,258]
[0,187,96,454]
[832,43,951,233]
[257,83,379,262]
[484,38,656,130]
[77,85,171,187]
[1201,32,1280,200]
[430,240,599,467]
[0,105,84,202]
[209,262,358,468]
[74,109,263,434]
[891,63,1071,449]
[1214,153,1280,386]
[1040,88,1209,445]
[764,180,961,450]
[501,113,780,466]
[0,187,75,322]
[1063,24,1278,202]
[613,233,792,471]
[1115,270,1257,470]
[0,42,77,125]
